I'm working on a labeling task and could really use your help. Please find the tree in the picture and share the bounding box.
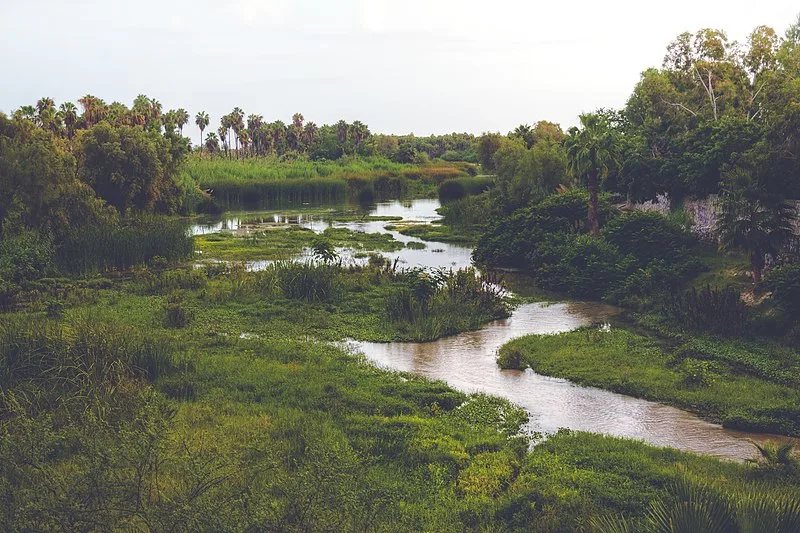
[0,115,74,235]
[511,124,534,148]
[335,120,349,156]
[175,108,189,135]
[717,169,796,282]
[565,113,617,236]
[60,102,78,139]
[478,133,504,171]
[204,132,219,154]
[195,111,209,154]
[77,122,185,213]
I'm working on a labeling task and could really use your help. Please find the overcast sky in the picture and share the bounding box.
[1,1,797,144]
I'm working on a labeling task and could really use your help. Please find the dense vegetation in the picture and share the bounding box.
[2,12,800,532]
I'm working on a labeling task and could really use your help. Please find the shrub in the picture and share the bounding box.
[665,285,749,336]
[0,231,54,283]
[680,358,720,388]
[272,261,340,303]
[438,180,466,203]
[763,264,800,315]
[530,234,635,299]
[473,189,616,268]
[603,210,695,268]
[164,292,188,328]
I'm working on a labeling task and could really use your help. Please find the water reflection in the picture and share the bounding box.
[191,199,473,270]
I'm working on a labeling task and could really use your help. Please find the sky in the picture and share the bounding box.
[1,0,797,144]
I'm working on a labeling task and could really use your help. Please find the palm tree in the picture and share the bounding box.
[217,124,229,157]
[204,132,219,155]
[350,121,370,158]
[303,122,318,151]
[717,171,796,282]
[512,124,534,148]
[565,113,617,236]
[195,111,210,154]
[18,105,36,121]
[336,120,349,156]
[247,114,263,154]
[175,108,189,135]
[59,102,78,139]
[36,97,55,115]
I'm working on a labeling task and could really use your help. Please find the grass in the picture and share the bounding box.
[498,328,800,435]
[57,217,194,274]
[195,226,405,261]
[3,205,799,530]
[386,222,481,245]
[182,156,474,207]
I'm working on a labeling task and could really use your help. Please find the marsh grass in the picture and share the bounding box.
[58,217,193,274]
[182,157,471,208]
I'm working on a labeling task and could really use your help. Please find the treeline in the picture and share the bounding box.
[478,17,800,204]
[199,110,479,163]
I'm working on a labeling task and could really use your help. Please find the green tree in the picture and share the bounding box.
[59,102,79,139]
[77,123,185,213]
[565,113,617,236]
[478,133,503,171]
[195,111,209,153]
[717,169,796,282]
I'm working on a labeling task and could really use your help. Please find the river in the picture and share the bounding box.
[193,199,792,461]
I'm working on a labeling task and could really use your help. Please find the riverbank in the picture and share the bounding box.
[499,328,800,436]
[3,199,799,531]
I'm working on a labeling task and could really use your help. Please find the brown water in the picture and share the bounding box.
[196,200,793,461]
[349,302,793,461]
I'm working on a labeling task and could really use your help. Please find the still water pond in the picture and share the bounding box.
[196,199,791,460]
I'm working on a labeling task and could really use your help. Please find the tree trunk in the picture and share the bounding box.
[751,251,764,283]
[588,167,600,237]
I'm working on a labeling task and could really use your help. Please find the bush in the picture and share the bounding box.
[438,180,467,203]
[273,261,340,303]
[665,285,749,336]
[0,231,54,283]
[473,189,616,268]
[763,264,800,315]
[603,210,695,268]
[164,292,189,328]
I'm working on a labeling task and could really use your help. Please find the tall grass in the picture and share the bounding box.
[57,217,193,274]
[438,176,494,203]
[0,316,181,417]
[182,156,471,207]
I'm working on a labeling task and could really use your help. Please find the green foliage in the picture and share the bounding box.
[0,231,54,283]
[57,217,193,273]
[77,122,187,213]
[764,264,800,315]
[500,328,800,435]
[438,177,493,203]
[183,156,469,208]
[473,189,615,269]
[271,261,341,302]
[665,285,749,336]
[603,210,696,268]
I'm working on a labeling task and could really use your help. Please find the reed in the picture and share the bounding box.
[57,217,193,274]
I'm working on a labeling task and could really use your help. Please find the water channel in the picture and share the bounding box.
[193,199,792,461]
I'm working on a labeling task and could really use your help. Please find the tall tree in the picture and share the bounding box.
[565,113,617,236]
[195,111,210,154]
[175,108,189,135]
[59,102,78,139]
